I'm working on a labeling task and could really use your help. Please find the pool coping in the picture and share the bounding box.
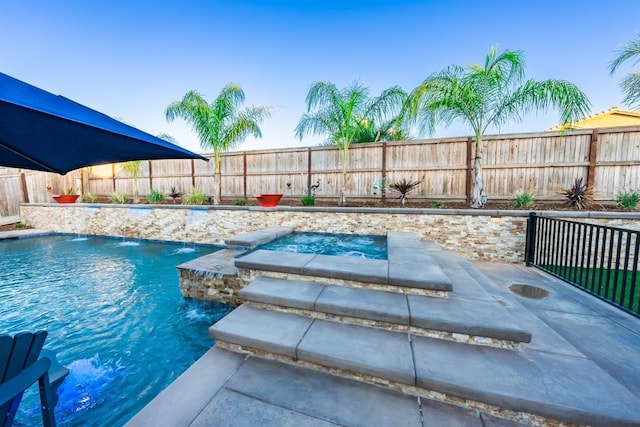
[231,230,453,292]
[0,228,54,240]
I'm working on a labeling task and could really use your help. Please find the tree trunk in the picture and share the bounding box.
[213,151,221,205]
[133,175,139,204]
[213,172,221,205]
[339,145,348,206]
[470,140,483,208]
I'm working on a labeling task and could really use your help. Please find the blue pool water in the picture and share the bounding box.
[0,235,231,427]
[257,232,387,260]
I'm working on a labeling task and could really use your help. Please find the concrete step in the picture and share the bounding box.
[209,305,640,427]
[239,277,531,346]
[225,226,293,249]
[235,249,452,294]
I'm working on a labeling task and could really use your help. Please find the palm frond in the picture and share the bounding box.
[620,72,640,109]
[489,79,590,130]
[609,35,640,74]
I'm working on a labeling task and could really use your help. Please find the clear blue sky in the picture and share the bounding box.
[2,1,639,153]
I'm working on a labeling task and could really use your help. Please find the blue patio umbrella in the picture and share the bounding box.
[0,72,207,174]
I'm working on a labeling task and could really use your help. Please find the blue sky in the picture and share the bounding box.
[2,1,639,153]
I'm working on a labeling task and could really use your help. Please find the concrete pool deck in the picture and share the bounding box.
[129,232,640,427]
[3,227,638,425]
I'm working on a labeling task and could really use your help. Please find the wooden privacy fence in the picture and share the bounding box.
[1,126,640,216]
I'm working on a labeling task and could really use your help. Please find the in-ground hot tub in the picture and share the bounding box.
[256,231,387,260]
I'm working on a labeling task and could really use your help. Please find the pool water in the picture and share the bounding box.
[0,235,231,427]
[257,232,387,260]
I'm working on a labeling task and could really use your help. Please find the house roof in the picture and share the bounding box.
[546,106,640,131]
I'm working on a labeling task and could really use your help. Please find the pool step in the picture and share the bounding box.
[234,249,453,295]
[225,226,293,249]
[239,276,531,347]
[209,305,640,427]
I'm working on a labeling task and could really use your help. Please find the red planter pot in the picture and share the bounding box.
[255,193,282,207]
[52,194,79,204]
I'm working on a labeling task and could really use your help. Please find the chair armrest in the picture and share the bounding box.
[0,358,51,406]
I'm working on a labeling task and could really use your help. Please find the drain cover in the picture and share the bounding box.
[508,284,549,299]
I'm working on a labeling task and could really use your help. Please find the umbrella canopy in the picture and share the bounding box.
[0,72,207,175]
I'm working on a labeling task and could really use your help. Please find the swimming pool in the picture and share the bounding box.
[257,232,387,260]
[0,235,230,427]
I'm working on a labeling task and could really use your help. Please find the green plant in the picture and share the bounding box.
[406,46,590,208]
[64,187,75,195]
[147,189,165,204]
[610,34,640,109]
[512,190,536,208]
[295,81,408,206]
[121,160,142,203]
[82,193,98,203]
[166,84,270,204]
[562,177,594,210]
[110,192,129,204]
[14,222,27,229]
[301,196,315,206]
[616,189,640,209]
[389,179,422,207]
[168,186,182,204]
[430,200,444,208]
[182,188,207,205]
[234,198,247,206]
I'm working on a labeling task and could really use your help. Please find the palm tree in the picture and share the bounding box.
[165,84,270,204]
[610,33,640,109]
[351,117,411,144]
[295,81,407,205]
[121,160,142,203]
[406,46,590,208]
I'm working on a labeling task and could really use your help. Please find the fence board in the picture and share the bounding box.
[2,127,640,217]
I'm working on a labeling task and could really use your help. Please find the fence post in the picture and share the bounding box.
[525,212,537,266]
[19,172,29,203]
[307,148,312,195]
[587,128,599,188]
[111,164,116,193]
[148,160,153,191]
[190,159,195,188]
[465,137,473,204]
[243,152,247,200]
[381,142,387,202]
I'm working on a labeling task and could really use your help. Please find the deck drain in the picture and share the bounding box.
[508,284,549,299]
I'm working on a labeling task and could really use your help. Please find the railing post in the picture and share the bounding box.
[525,212,537,266]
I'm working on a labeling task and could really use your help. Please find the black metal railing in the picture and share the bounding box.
[525,212,639,318]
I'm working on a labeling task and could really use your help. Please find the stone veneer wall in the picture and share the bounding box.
[19,203,640,263]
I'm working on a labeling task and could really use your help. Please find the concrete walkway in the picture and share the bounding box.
[128,242,640,426]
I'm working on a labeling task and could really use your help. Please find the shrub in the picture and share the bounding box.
[147,189,165,204]
[235,198,247,206]
[512,190,535,208]
[390,179,422,207]
[301,196,315,206]
[363,200,382,208]
[430,200,444,208]
[561,177,593,210]
[110,192,129,204]
[64,187,75,195]
[82,193,98,203]
[168,186,182,204]
[182,188,207,205]
[616,189,640,209]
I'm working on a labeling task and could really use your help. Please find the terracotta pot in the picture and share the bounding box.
[255,193,282,207]
[52,194,79,204]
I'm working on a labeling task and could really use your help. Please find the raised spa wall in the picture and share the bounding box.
[19,203,640,263]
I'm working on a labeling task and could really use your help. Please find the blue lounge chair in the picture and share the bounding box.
[0,331,57,427]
